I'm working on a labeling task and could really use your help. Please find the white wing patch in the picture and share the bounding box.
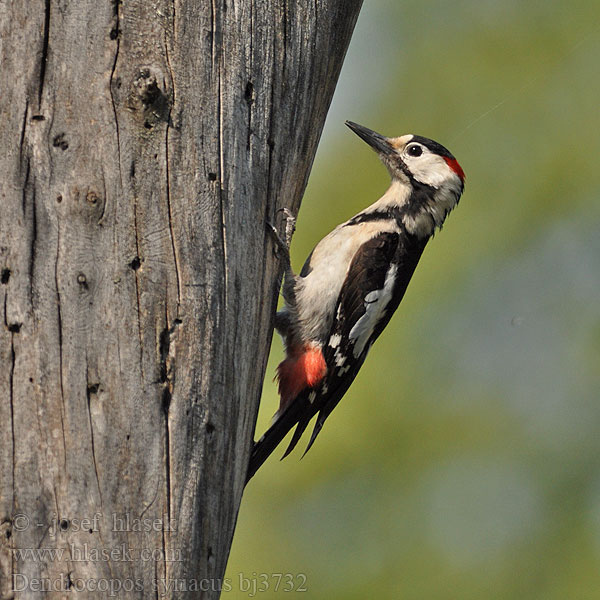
[349,264,398,358]
[330,333,348,366]
[334,349,346,366]
[329,333,342,348]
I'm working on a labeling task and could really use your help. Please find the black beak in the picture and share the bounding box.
[345,121,394,156]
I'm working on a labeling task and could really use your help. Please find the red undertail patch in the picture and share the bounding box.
[276,344,327,412]
[443,156,465,182]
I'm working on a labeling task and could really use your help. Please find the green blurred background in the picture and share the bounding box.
[226,1,600,597]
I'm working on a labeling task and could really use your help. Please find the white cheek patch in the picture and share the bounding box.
[348,264,398,358]
[406,153,449,188]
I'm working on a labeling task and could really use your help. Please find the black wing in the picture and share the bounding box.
[247,231,427,482]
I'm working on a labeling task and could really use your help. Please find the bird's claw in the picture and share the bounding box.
[276,207,296,248]
[266,208,296,260]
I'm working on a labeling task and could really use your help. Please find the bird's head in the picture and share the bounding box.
[345,120,465,236]
[346,120,464,191]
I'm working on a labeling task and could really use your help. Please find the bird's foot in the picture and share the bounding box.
[277,207,296,249]
[266,208,296,264]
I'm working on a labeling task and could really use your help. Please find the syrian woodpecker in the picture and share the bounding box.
[247,121,465,481]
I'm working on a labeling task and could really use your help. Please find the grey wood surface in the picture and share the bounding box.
[0,0,362,597]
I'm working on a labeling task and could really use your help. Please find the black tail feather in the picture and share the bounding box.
[301,415,325,458]
[246,362,364,483]
[281,414,311,460]
[246,398,307,483]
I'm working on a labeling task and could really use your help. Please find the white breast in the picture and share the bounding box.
[294,219,399,342]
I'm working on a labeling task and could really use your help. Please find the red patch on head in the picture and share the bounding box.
[276,344,327,411]
[443,156,465,182]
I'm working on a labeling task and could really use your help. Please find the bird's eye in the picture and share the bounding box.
[406,144,423,157]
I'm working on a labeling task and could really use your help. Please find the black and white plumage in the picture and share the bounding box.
[246,121,465,482]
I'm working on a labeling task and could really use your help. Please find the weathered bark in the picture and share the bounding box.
[0,0,362,597]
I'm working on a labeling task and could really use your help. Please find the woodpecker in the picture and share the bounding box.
[247,121,465,482]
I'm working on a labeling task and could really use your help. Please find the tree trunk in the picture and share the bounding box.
[0,0,362,597]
